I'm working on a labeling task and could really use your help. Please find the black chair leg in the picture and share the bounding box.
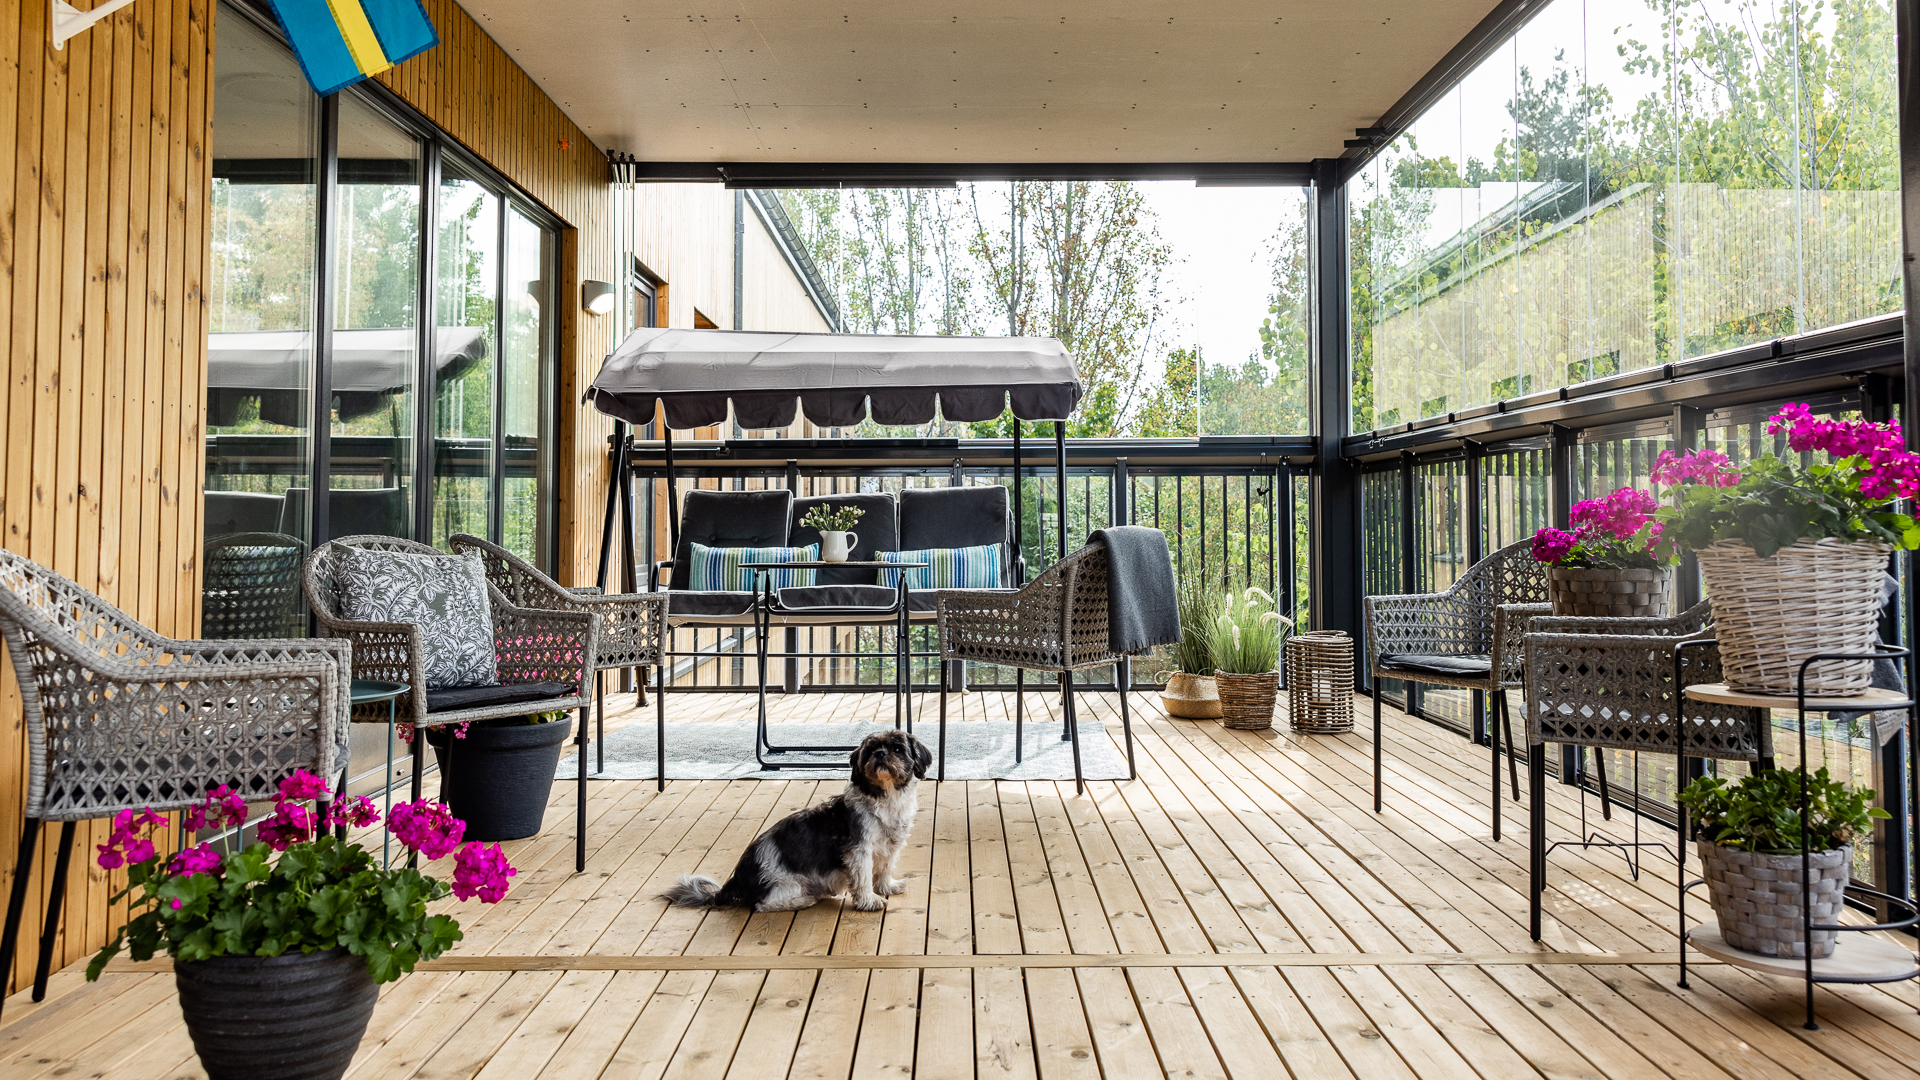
[938,683,949,782]
[1064,677,1085,796]
[595,671,606,775]
[1530,743,1548,941]
[636,665,649,708]
[1014,672,1024,764]
[1117,662,1135,782]
[1500,690,1521,801]
[1490,691,1502,843]
[1372,690,1383,814]
[32,822,75,1001]
[1060,672,1072,742]
[409,728,424,869]
[655,663,668,794]
[1592,747,1614,820]
[577,704,590,873]
[0,817,43,1021]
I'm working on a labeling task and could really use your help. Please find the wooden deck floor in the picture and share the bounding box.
[6,688,1920,1079]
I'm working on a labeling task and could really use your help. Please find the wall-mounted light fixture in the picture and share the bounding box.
[581,279,616,315]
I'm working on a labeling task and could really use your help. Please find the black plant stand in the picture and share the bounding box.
[1675,642,1920,1030]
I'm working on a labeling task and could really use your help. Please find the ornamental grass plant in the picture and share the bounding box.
[87,769,516,985]
[1211,586,1290,675]
[1170,574,1221,676]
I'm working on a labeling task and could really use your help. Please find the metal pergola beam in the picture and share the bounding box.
[611,159,1314,187]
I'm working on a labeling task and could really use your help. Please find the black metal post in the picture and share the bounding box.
[1308,159,1360,649]
[596,423,626,590]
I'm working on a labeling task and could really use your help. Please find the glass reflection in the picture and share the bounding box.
[431,161,498,548]
[203,9,317,638]
[325,94,421,542]
[503,208,551,564]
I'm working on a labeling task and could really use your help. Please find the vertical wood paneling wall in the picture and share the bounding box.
[0,0,214,994]
[1,0,620,993]
[372,0,617,588]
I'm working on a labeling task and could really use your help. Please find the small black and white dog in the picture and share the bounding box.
[662,730,932,912]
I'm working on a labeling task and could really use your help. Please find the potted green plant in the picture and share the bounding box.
[1530,485,1674,618]
[423,711,573,842]
[1655,403,1920,695]
[1677,767,1886,958]
[1159,575,1222,719]
[1211,586,1291,731]
[799,502,865,562]
[87,771,515,1080]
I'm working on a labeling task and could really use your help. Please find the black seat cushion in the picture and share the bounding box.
[788,493,898,586]
[667,590,758,618]
[776,584,897,610]
[424,680,576,713]
[670,489,794,591]
[1377,653,1492,678]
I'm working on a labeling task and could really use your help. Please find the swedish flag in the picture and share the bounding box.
[267,0,439,96]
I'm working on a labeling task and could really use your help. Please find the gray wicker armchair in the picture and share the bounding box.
[1522,601,1771,940]
[0,549,351,1014]
[1363,539,1549,841]
[303,536,600,870]
[449,533,669,790]
[934,542,1132,794]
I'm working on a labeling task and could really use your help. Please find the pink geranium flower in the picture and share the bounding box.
[324,795,382,831]
[388,799,466,860]
[278,769,333,803]
[256,801,316,852]
[168,843,224,878]
[96,807,166,870]
[450,842,517,903]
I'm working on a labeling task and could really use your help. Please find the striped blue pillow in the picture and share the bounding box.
[688,543,818,591]
[878,545,1002,591]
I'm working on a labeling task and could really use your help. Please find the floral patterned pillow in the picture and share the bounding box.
[336,548,499,690]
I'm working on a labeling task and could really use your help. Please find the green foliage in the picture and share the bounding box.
[1168,575,1222,676]
[88,836,460,985]
[1677,767,1888,854]
[799,503,865,533]
[1658,454,1920,558]
[1210,587,1291,675]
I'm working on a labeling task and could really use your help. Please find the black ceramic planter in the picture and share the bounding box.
[174,948,376,1080]
[429,715,572,841]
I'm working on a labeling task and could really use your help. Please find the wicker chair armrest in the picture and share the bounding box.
[492,602,597,694]
[570,586,606,597]
[1527,599,1713,638]
[1492,603,1551,687]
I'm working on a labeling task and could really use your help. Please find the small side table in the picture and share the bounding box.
[350,679,410,867]
[741,560,927,768]
[1675,641,1919,1030]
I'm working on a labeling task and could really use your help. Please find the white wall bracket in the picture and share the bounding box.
[53,0,139,50]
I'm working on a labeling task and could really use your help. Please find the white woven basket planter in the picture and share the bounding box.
[1547,566,1670,619]
[1697,840,1850,958]
[1693,538,1890,696]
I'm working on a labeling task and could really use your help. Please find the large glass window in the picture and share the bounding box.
[503,208,553,563]
[431,161,499,548]
[1349,0,1900,431]
[203,9,317,639]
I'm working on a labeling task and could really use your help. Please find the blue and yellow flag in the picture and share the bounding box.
[267,0,439,96]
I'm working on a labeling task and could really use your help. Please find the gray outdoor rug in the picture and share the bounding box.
[557,720,1129,781]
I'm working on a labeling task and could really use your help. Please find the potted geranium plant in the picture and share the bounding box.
[1212,586,1291,731]
[1530,486,1674,618]
[422,710,573,842]
[1654,403,1920,695]
[1677,767,1885,958]
[1158,575,1222,719]
[799,502,864,562]
[86,770,515,1080]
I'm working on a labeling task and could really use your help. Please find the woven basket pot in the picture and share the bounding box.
[175,947,377,1080]
[1215,670,1280,731]
[1285,631,1354,734]
[1696,840,1850,958]
[1693,538,1891,696]
[1547,566,1670,619]
[1159,671,1223,719]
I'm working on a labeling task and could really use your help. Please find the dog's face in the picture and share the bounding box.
[850,730,933,795]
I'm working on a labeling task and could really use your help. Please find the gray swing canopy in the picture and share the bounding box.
[584,326,1083,429]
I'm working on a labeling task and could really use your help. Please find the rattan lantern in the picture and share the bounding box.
[1285,631,1354,734]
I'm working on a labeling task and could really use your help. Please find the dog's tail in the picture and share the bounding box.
[661,874,724,907]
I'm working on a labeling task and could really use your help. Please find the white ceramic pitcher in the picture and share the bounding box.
[819,530,859,563]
